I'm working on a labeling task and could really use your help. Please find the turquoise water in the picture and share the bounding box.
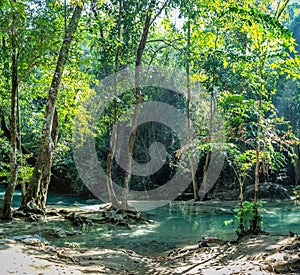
[0,186,99,208]
[0,186,300,256]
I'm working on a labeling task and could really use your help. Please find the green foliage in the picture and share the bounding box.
[0,0,299,202]
[224,201,265,234]
[17,164,33,184]
[236,201,257,232]
[227,144,254,181]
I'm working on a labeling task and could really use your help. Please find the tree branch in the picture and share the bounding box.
[150,0,169,26]
[275,0,290,19]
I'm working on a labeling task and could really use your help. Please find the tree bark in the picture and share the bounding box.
[121,6,153,209]
[106,0,123,209]
[17,79,27,208]
[201,89,214,200]
[251,91,262,233]
[201,150,211,200]
[2,16,19,220]
[186,21,199,201]
[21,5,82,212]
[294,144,300,186]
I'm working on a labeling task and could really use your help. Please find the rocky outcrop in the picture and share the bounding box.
[243,182,290,200]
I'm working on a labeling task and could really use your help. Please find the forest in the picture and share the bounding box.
[0,0,300,274]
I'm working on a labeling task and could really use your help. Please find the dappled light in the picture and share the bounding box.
[1,0,300,273]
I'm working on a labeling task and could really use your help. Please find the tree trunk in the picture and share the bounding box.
[294,144,300,186]
[2,18,19,220]
[201,150,211,200]
[21,5,82,212]
[238,184,245,234]
[201,91,214,200]
[186,21,199,201]
[250,3,289,231]
[107,121,122,208]
[106,0,123,209]
[17,80,26,208]
[122,6,153,209]
[251,93,262,233]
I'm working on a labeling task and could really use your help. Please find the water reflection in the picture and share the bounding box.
[0,185,299,256]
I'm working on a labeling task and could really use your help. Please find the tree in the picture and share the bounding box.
[21,4,82,212]
[217,3,298,233]
[0,0,77,217]
[1,0,19,220]
[244,4,295,233]
[106,0,124,208]
[174,0,298,227]
[121,0,169,209]
[186,20,200,201]
[275,13,300,185]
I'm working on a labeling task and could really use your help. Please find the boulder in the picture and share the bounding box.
[243,183,290,200]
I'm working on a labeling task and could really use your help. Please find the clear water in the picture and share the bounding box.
[0,186,300,256]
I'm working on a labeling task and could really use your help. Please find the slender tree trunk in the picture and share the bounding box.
[201,151,211,199]
[251,92,262,233]
[294,144,300,186]
[238,178,245,234]
[106,0,123,209]
[232,165,245,235]
[21,5,82,212]
[17,83,26,207]
[2,18,19,220]
[201,93,213,200]
[275,0,291,19]
[250,5,290,233]
[120,0,167,208]
[107,118,122,208]
[201,28,218,200]
[122,8,153,209]
[186,21,199,201]
[91,0,120,207]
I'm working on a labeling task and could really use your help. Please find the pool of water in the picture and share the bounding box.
[0,186,100,208]
[0,186,299,256]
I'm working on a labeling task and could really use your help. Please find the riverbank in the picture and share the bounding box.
[1,200,300,257]
[1,233,299,274]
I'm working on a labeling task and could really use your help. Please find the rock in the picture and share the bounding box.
[243,183,290,200]
[21,238,43,246]
[12,235,33,241]
[33,234,49,243]
[0,239,15,244]
[12,234,49,246]
[208,190,240,201]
